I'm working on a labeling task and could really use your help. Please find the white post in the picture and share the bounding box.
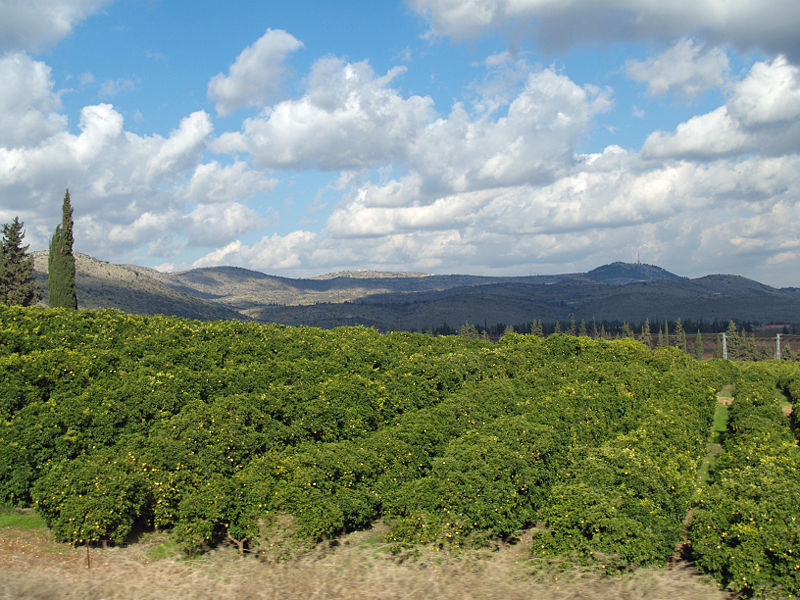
[776,333,782,360]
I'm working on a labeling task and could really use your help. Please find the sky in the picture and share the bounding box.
[1,1,800,286]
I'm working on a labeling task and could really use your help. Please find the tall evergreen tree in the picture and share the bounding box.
[621,321,634,338]
[48,189,77,309]
[0,217,41,306]
[568,313,576,336]
[640,318,652,348]
[531,319,543,337]
[674,317,687,352]
[695,330,704,360]
[724,320,739,359]
[578,319,588,337]
[663,320,670,346]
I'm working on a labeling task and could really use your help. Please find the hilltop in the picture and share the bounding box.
[30,253,800,329]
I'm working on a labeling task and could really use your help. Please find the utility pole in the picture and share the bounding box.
[776,333,782,360]
[722,332,728,360]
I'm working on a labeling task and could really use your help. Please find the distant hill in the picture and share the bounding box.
[28,255,800,330]
[32,252,244,322]
[585,262,684,285]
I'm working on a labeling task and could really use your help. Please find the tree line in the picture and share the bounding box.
[441,316,798,362]
[1,189,76,309]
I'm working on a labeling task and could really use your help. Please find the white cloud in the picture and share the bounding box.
[236,58,435,169]
[0,0,112,52]
[727,55,800,127]
[626,38,729,98]
[408,0,800,60]
[186,202,261,246]
[182,160,277,205]
[192,231,318,270]
[311,141,800,282]
[0,53,66,147]
[208,29,303,116]
[225,60,608,191]
[643,55,800,159]
[0,48,288,268]
[98,76,137,98]
[408,68,611,196]
[642,107,748,159]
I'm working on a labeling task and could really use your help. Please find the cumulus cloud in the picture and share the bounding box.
[408,0,800,60]
[185,202,261,246]
[182,160,277,205]
[0,50,284,264]
[192,231,318,270]
[208,29,303,116]
[314,138,800,282]
[235,58,435,169]
[408,68,611,197]
[626,38,729,98]
[643,55,800,159]
[224,59,608,190]
[0,0,112,52]
[0,53,66,147]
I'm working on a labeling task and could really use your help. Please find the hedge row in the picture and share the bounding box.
[532,358,719,568]
[689,364,800,598]
[2,306,730,559]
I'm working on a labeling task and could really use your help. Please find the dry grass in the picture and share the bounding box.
[0,522,732,600]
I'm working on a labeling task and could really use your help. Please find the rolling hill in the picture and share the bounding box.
[30,255,800,330]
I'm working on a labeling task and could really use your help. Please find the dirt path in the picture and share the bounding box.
[670,385,734,564]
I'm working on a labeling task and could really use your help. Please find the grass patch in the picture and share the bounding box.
[0,507,46,531]
[696,400,730,486]
[710,403,729,443]
[145,537,185,561]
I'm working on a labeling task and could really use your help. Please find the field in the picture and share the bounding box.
[2,305,800,598]
[1,515,729,600]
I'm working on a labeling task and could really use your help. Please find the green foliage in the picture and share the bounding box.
[0,217,40,306]
[385,416,565,546]
[33,449,151,545]
[689,364,800,598]
[48,189,77,309]
[3,302,799,596]
[533,363,717,569]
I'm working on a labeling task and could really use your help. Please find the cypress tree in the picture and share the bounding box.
[531,319,543,337]
[578,319,588,337]
[695,331,704,360]
[48,189,77,309]
[0,217,41,306]
[724,320,739,359]
[674,318,687,352]
[640,318,652,348]
[714,334,723,359]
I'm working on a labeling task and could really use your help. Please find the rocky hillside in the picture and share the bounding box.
[32,252,244,321]
[28,254,800,330]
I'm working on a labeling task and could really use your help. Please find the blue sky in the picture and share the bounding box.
[2,1,800,286]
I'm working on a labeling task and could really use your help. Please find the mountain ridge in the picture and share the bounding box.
[30,253,800,330]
